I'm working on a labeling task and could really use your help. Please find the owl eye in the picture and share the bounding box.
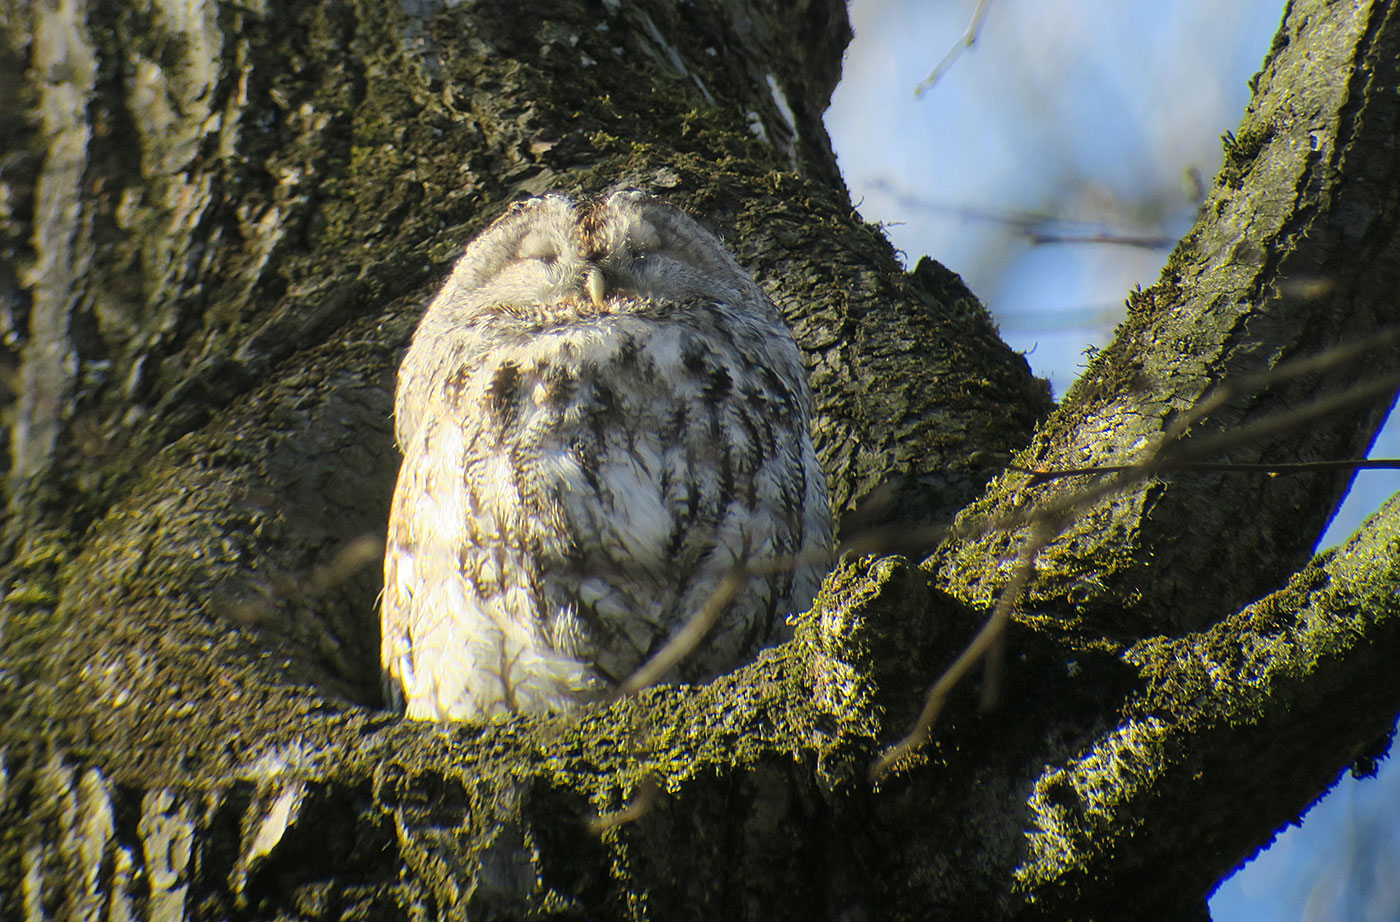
[517,233,560,265]
[625,243,658,263]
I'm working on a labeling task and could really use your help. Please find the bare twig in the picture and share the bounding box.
[612,565,751,699]
[588,776,661,834]
[1162,328,1400,444]
[1013,457,1400,485]
[845,333,1400,562]
[607,539,843,701]
[871,518,1055,780]
[604,333,1399,783]
[312,533,385,590]
[867,338,1400,780]
[867,179,1175,250]
[915,0,996,97]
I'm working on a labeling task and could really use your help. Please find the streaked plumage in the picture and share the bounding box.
[382,191,832,720]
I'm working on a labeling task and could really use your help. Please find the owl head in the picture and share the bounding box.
[395,191,795,447]
[432,190,772,320]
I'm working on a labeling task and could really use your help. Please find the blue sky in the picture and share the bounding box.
[824,2,1400,920]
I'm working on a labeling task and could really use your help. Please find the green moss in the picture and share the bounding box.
[1218,121,1275,189]
[1010,498,1400,903]
[2,585,58,607]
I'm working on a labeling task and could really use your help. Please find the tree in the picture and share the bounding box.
[1,0,1397,918]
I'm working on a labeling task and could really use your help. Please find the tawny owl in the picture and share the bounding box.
[381,190,833,721]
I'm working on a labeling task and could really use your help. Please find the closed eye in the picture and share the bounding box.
[517,232,561,264]
[626,245,662,266]
[627,250,710,277]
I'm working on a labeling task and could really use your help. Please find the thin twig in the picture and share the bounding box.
[1163,372,1400,467]
[865,180,1176,250]
[849,336,1400,560]
[867,345,1400,781]
[588,776,661,834]
[1162,328,1400,445]
[607,333,1400,780]
[608,540,847,700]
[871,519,1054,780]
[1013,457,1400,485]
[612,565,750,699]
[915,0,995,97]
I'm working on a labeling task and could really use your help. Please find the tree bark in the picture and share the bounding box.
[1,0,1397,920]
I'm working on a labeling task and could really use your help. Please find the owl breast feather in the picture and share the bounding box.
[384,292,829,720]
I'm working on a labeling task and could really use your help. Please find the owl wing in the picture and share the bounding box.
[533,311,830,685]
[380,387,595,721]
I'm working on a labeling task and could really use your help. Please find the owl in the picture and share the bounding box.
[381,190,833,721]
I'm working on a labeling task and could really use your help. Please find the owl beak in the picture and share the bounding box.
[585,266,606,307]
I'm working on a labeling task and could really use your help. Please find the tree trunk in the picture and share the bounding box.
[1,0,1397,919]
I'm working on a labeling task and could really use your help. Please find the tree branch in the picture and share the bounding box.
[1,0,1398,919]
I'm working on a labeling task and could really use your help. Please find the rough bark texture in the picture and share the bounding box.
[0,0,1396,920]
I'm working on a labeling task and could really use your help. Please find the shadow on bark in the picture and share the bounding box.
[2,0,1399,919]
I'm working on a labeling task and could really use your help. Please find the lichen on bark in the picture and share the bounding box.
[2,0,1400,919]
